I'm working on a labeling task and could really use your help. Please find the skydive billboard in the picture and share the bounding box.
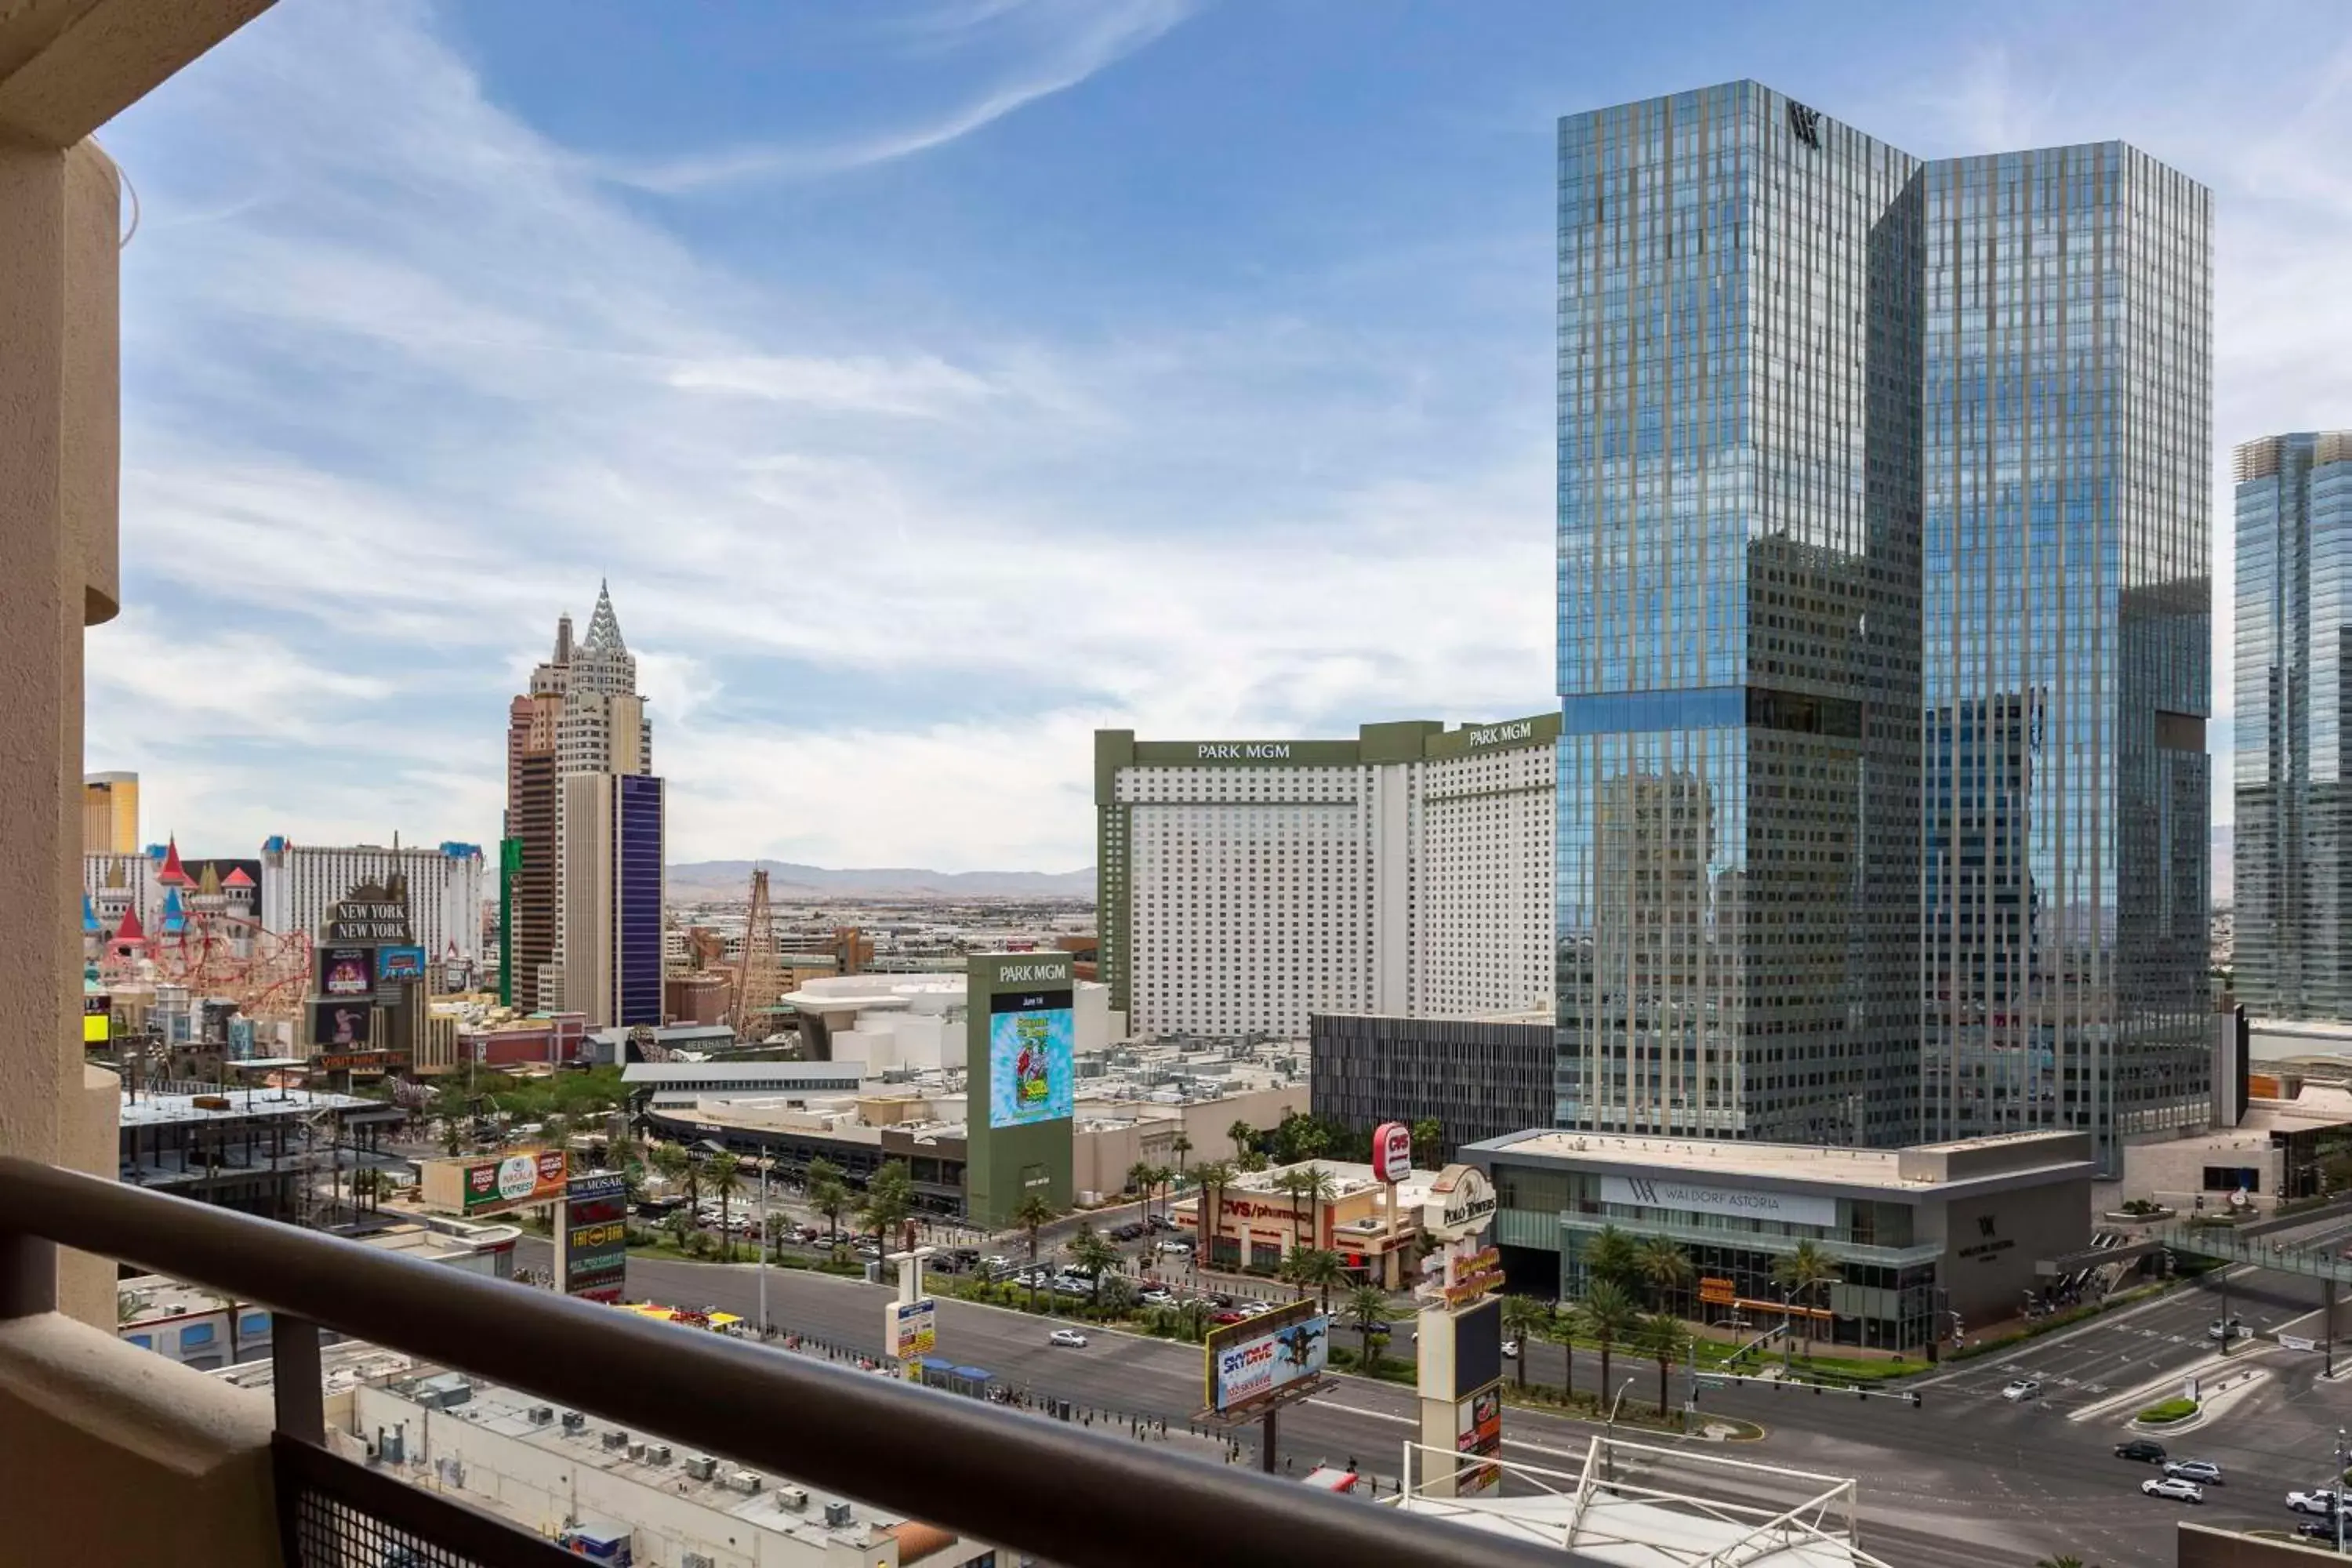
[1204,1298,1329,1415]
[988,986,1073,1129]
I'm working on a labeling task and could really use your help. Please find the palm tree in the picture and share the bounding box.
[1173,1298,1213,1344]
[1633,1236,1694,1314]
[1772,1240,1841,1359]
[1301,1247,1347,1310]
[1345,1284,1391,1369]
[1410,1117,1443,1170]
[1150,1164,1176,1230]
[1547,1298,1577,1399]
[1069,1221,1120,1308]
[805,1157,851,1256]
[1501,1294,1552,1391]
[1228,1120,1255,1161]
[1580,1279,1642,1403]
[1582,1225,1639,1290]
[1283,1163,1338,1256]
[1127,1160,1156,1225]
[1190,1159,1233,1270]
[1171,1133,1193,1177]
[861,1160,916,1253]
[1014,1192,1057,1312]
[650,1141,691,1207]
[1637,1312,1693,1417]
[705,1152,742,1261]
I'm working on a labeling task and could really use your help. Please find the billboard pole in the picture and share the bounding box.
[757,1158,769,1335]
[1261,1405,1278,1474]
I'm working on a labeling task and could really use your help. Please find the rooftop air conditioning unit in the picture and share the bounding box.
[601,1429,629,1451]
[626,1443,646,1462]
[775,1486,808,1512]
[684,1455,717,1482]
[728,1471,763,1494]
[527,1406,554,1425]
[647,1444,673,1465]
[684,1555,716,1568]
[822,1501,853,1528]
[559,1410,586,1432]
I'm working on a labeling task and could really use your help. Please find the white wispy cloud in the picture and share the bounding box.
[594,0,1199,192]
[96,0,1547,866]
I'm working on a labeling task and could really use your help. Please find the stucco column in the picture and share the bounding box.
[0,132,124,1329]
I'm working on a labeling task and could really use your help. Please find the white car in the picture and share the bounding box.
[1502,1340,1521,1359]
[1047,1329,1090,1348]
[2142,1476,2204,1504]
[2001,1378,2042,1403]
[1156,1239,1194,1254]
[2208,1318,2248,1341]
[2288,1489,2343,1515]
[1138,1288,1175,1306]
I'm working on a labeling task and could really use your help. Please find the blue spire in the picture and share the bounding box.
[81,895,97,934]
[161,887,185,933]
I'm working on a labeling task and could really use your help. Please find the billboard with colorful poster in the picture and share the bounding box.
[455,1149,568,1214]
[1454,1381,1502,1494]
[987,988,1073,1129]
[319,947,376,998]
[377,946,427,984]
[890,1298,937,1360]
[563,1171,629,1302]
[307,1000,373,1050]
[1204,1298,1329,1415]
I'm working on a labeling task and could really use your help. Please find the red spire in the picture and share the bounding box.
[113,903,146,942]
[157,837,188,884]
[222,866,255,887]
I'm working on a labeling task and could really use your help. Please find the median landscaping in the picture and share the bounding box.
[2136,1397,2199,1425]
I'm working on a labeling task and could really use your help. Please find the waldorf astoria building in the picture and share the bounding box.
[1555,81,2212,1172]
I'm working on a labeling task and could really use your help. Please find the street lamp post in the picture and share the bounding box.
[757,1157,769,1337]
[2336,1428,2347,1557]
[1604,1376,1638,1483]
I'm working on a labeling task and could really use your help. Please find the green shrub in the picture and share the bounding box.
[2137,1397,2198,1424]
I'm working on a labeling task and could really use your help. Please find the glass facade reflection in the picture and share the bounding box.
[2236,433,2352,1019]
[1558,83,2212,1170]
[1919,147,2212,1165]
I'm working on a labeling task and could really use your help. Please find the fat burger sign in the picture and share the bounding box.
[1422,1163,1497,1241]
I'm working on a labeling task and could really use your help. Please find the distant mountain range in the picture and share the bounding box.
[667,859,1097,902]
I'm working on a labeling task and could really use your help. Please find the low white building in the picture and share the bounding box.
[348,1368,997,1568]
[782,972,1116,1073]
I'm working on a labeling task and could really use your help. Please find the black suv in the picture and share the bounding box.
[2115,1439,2167,1464]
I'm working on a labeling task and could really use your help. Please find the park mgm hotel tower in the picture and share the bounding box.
[1556,82,2212,1171]
[1094,717,1558,1040]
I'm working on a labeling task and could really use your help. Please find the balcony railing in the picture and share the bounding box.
[0,1156,1582,1568]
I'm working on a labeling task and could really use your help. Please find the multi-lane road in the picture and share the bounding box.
[508,1236,2352,1567]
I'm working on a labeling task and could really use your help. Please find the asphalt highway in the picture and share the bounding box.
[504,1239,2352,1567]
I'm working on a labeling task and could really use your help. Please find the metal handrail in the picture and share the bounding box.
[0,1157,1577,1568]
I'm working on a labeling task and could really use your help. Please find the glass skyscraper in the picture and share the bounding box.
[1556,82,2211,1169]
[2236,432,2352,1018]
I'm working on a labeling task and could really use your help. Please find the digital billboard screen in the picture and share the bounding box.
[987,988,1073,1129]
[1204,1298,1329,1415]
[320,947,375,997]
[1452,1296,1504,1399]
[462,1149,568,1214]
[307,1000,373,1050]
[377,946,426,983]
[564,1171,629,1302]
[1454,1381,1502,1493]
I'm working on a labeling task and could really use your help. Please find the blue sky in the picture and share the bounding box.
[89,0,2352,869]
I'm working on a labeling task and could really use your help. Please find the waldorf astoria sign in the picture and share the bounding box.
[1598,1174,1838,1230]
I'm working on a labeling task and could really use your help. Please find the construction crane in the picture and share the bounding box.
[730,868,786,1041]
